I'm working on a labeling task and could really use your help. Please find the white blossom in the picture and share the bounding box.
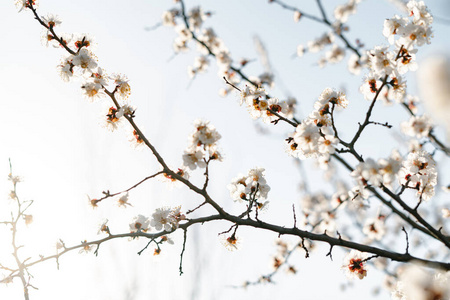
[129,215,150,233]
[228,168,271,203]
[342,250,368,280]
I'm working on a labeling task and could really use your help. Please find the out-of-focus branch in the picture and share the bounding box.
[93,171,163,205]
[270,0,362,57]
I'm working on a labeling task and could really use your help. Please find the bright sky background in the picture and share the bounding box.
[0,0,449,299]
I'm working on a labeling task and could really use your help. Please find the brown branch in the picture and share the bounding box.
[94,171,163,204]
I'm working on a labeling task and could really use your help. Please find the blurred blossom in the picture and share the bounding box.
[418,55,450,138]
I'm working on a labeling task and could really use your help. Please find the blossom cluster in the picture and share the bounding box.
[285,87,346,163]
[300,192,338,233]
[351,150,403,189]
[360,1,433,104]
[162,6,232,84]
[12,1,449,297]
[401,114,432,139]
[162,4,286,99]
[182,119,222,170]
[398,150,437,201]
[228,168,270,207]
[349,148,437,202]
[334,0,361,24]
[14,5,143,149]
[239,85,290,123]
[128,206,185,233]
[295,0,364,71]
